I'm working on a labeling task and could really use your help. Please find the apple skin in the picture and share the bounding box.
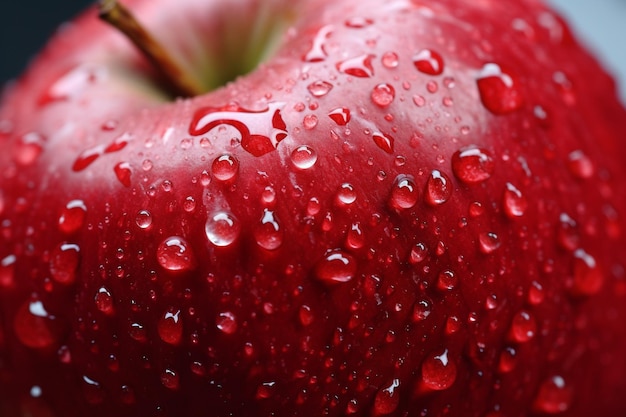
[1,0,626,416]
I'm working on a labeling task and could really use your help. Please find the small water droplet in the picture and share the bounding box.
[412,299,432,322]
[425,170,452,205]
[372,132,395,154]
[160,369,180,390]
[82,375,105,404]
[0,254,16,289]
[13,132,45,166]
[299,305,314,326]
[129,322,147,342]
[256,381,277,400]
[216,311,237,334]
[557,213,579,251]
[371,83,396,107]
[157,236,196,272]
[14,297,62,349]
[503,183,527,218]
[114,162,132,187]
[49,243,80,285]
[261,186,277,206]
[303,25,333,62]
[509,310,536,343]
[498,346,517,373]
[336,54,375,77]
[211,154,239,182]
[346,222,365,249]
[183,196,197,212]
[437,269,457,291]
[413,49,444,75]
[533,376,572,414]
[421,349,457,391]
[314,249,357,285]
[158,308,183,345]
[254,209,284,250]
[373,379,400,415]
[478,232,501,254]
[345,17,373,28]
[409,243,428,264]
[135,210,153,229]
[390,174,418,209]
[426,81,438,93]
[381,52,399,69]
[476,63,523,114]
[528,281,545,305]
[328,107,351,126]
[567,150,594,179]
[570,249,603,296]
[58,200,87,234]
[451,146,495,184]
[205,212,241,247]
[303,114,319,130]
[307,80,333,97]
[95,287,115,315]
[336,183,357,205]
[413,94,426,107]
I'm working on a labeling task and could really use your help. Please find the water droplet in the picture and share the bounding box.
[254,209,283,250]
[183,196,197,212]
[413,94,426,107]
[425,170,452,205]
[371,83,396,107]
[49,243,80,285]
[451,146,495,184]
[95,286,115,315]
[557,213,579,251]
[0,254,16,289]
[381,52,399,69]
[14,298,62,349]
[160,369,180,390]
[533,376,572,414]
[211,154,239,181]
[498,346,518,373]
[413,49,444,75]
[373,379,400,415]
[205,211,241,247]
[13,132,45,166]
[421,349,457,391]
[256,381,277,400]
[158,308,183,345]
[303,25,333,62]
[409,243,428,264]
[135,210,153,229]
[307,197,321,216]
[58,200,87,234]
[476,63,523,114]
[372,132,395,154]
[299,305,315,326]
[112,162,132,187]
[82,375,105,404]
[390,174,418,209]
[528,281,545,305]
[570,249,603,296]
[307,80,333,97]
[509,310,536,343]
[156,236,196,272]
[345,17,373,28]
[426,81,438,93]
[328,107,351,126]
[437,270,457,291]
[216,311,237,334]
[412,299,432,322]
[336,54,375,77]
[503,183,527,218]
[346,222,365,249]
[303,114,319,130]
[336,183,357,205]
[567,150,594,179]
[478,232,501,254]
[129,322,147,342]
[314,249,357,285]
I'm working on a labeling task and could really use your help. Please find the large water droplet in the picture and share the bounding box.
[509,310,536,343]
[425,170,452,205]
[421,349,457,391]
[49,243,80,285]
[451,146,495,184]
[14,298,62,349]
[390,174,418,209]
[211,154,239,182]
[371,83,396,107]
[206,211,241,247]
[158,308,183,345]
[503,182,527,218]
[373,379,400,415]
[336,54,375,77]
[254,209,284,250]
[533,376,572,414]
[291,145,318,170]
[413,49,444,75]
[135,210,153,229]
[570,249,603,296]
[58,200,87,234]
[476,63,523,114]
[307,80,333,97]
[336,183,357,206]
[314,249,357,285]
[156,236,196,272]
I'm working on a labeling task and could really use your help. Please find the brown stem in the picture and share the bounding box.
[98,0,204,97]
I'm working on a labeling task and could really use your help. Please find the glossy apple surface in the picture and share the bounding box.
[1,0,625,416]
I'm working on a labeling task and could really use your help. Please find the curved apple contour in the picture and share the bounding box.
[1,0,626,416]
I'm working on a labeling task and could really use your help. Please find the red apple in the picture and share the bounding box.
[1,0,625,416]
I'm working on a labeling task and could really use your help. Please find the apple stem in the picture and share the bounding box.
[98,0,204,97]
